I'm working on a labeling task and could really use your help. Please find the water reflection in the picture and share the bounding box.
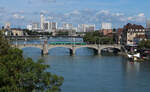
[126,61,140,75]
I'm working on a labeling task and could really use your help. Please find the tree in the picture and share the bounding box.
[138,40,150,49]
[0,31,64,92]
[83,31,114,44]
[0,31,10,56]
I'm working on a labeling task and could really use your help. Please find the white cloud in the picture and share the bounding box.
[127,13,146,23]
[113,13,124,16]
[96,10,109,15]
[13,14,25,19]
[64,10,81,17]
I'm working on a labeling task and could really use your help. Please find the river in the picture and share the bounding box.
[22,46,150,92]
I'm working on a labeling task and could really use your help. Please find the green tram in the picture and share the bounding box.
[49,41,86,45]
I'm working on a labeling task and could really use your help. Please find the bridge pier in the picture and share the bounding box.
[70,48,75,56]
[98,49,101,55]
[42,41,49,55]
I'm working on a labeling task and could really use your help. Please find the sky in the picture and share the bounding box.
[0,0,149,28]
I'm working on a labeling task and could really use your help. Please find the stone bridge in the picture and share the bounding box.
[11,44,121,55]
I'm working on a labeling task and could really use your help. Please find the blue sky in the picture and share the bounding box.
[0,0,149,28]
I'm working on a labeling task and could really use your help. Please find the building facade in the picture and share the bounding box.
[101,23,112,36]
[77,24,95,32]
[11,28,24,36]
[101,23,112,30]
[121,23,146,45]
[40,13,45,30]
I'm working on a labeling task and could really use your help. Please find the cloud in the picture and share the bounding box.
[13,14,25,19]
[53,10,146,28]
[127,13,146,23]
[96,10,109,15]
[0,7,147,28]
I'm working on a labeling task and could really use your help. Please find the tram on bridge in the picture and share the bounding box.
[49,41,86,45]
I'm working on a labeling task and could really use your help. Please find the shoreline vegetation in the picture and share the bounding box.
[0,31,64,92]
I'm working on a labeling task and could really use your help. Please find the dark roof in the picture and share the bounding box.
[124,23,144,29]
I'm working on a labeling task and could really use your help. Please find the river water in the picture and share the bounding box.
[22,47,150,92]
[14,38,150,92]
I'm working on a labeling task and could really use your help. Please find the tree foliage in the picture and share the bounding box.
[0,31,64,92]
[138,40,150,49]
[83,31,114,44]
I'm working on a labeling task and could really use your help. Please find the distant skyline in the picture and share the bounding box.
[0,0,149,28]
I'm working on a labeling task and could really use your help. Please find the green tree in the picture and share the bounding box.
[83,31,114,44]
[0,31,64,92]
[0,31,10,56]
[138,40,150,49]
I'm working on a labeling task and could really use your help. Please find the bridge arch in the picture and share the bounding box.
[100,46,121,54]
[48,46,73,55]
[75,45,99,55]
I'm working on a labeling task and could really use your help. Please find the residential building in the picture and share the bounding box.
[101,23,112,35]
[11,28,25,36]
[32,22,39,30]
[27,24,32,30]
[121,23,146,45]
[40,13,45,30]
[77,24,95,32]
[51,22,57,30]
[43,21,49,31]
[62,23,73,30]
[101,23,112,29]
[117,28,123,44]
[43,21,57,32]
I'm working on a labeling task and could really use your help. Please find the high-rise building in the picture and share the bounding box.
[43,21,57,32]
[43,21,49,31]
[101,23,112,35]
[32,23,39,30]
[101,23,112,29]
[62,23,73,30]
[77,24,95,32]
[146,19,150,28]
[51,22,57,30]
[27,24,32,30]
[40,13,45,30]
[85,25,95,32]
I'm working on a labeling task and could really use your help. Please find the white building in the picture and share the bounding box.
[77,24,95,32]
[43,21,49,31]
[32,23,39,30]
[51,22,57,30]
[27,25,32,30]
[62,23,73,30]
[101,23,112,29]
[40,13,45,30]
[43,21,58,32]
